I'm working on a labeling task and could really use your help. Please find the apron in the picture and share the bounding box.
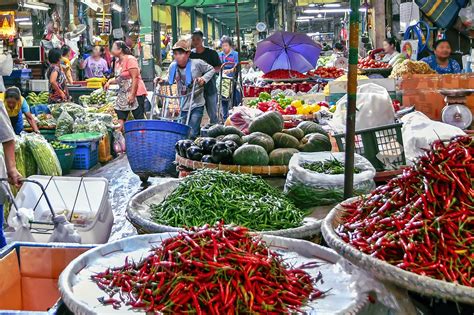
[114,59,139,112]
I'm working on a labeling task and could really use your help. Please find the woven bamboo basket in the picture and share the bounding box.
[321,198,474,305]
[176,155,289,176]
[127,179,322,240]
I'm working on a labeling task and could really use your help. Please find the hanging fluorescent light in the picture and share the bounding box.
[19,21,33,26]
[128,20,135,24]
[111,3,123,12]
[80,0,100,11]
[304,8,367,13]
[308,3,315,7]
[23,1,50,11]
[324,3,341,8]
[317,13,323,18]
[15,17,31,22]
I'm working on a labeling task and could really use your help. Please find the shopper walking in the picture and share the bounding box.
[190,30,221,125]
[46,48,70,103]
[218,36,240,121]
[0,99,22,248]
[80,46,109,79]
[105,41,148,131]
[61,45,74,84]
[159,40,215,138]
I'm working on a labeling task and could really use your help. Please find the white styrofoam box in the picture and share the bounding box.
[29,79,49,92]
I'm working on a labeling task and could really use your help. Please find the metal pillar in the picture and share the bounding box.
[344,0,360,199]
[190,8,196,32]
[203,14,209,45]
[171,6,178,44]
[212,18,216,43]
[257,0,265,24]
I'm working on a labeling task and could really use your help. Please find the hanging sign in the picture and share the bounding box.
[401,40,419,61]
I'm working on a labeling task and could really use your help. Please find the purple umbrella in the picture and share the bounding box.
[254,31,322,74]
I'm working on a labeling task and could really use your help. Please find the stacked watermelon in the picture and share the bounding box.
[176,112,332,167]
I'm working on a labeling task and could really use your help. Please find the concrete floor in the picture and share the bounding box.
[86,155,167,241]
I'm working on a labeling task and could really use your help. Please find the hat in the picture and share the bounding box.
[172,40,191,52]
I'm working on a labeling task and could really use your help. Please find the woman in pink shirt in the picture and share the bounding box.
[105,41,147,130]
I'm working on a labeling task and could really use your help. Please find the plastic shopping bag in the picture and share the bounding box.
[401,111,466,164]
[284,152,376,208]
[9,207,35,243]
[329,83,395,133]
[227,106,263,134]
[113,131,126,154]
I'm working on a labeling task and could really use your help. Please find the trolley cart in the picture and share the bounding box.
[217,62,245,124]
[1,178,77,243]
[126,80,200,182]
[2,176,113,244]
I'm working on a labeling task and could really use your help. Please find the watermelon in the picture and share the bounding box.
[300,133,332,152]
[249,111,284,135]
[272,132,300,149]
[233,145,269,166]
[242,132,274,153]
[224,126,245,137]
[297,121,328,136]
[222,134,243,146]
[282,127,305,140]
[269,148,299,165]
[207,124,226,138]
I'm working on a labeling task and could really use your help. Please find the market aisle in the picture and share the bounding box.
[86,155,169,242]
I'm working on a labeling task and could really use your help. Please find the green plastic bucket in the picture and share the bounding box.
[55,146,76,175]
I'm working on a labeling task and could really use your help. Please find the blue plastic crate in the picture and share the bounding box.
[62,140,99,170]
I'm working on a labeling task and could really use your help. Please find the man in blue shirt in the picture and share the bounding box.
[218,36,240,121]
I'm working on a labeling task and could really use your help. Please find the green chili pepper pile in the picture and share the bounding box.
[151,169,306,231]
[92,223,326,313]
[337,136,474,286]
[302,159,361,175]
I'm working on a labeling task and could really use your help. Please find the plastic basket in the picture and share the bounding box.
[30,105,51,116]
[55,146,76,174]
[333,123,406,171]
[60,140,99,170]
[124,120,191,178]
[40,129,56,142]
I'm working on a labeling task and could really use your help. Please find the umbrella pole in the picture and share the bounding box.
[344,0,360,199]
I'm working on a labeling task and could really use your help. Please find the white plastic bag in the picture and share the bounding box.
[228,106,263,134]
[113,131,126,154]
[0,53,13,76]
[284,152,376,208]
[460,5,474,30]
[401,111,466,164]
[329,83,395,133]
[49,214,81,243]
[9,207,35,242]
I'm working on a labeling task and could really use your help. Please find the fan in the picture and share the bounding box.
[65,23,87,40]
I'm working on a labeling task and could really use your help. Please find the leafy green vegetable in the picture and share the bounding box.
[151,169,306,231]
[25,133,62,176]
[303,159,361,175]
[258,92,271,101]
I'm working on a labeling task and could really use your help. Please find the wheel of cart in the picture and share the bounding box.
[125,81,199,182]
[216,61,247,124]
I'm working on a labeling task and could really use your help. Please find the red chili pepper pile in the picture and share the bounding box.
[262,69,308,80]
[308,67,345,79]
[92,223,326,313]
[337,136,474,286]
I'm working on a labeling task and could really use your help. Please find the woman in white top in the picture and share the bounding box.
[382,38,401,66]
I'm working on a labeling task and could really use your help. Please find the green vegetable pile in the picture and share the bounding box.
[303,159,361,175]
[25,133,62,176]
[151,169,306,231]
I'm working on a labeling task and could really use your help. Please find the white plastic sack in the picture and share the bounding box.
[0,53,13,76]
[49,214,81,243]
[9,207,35,242]
[401,111,466,164]
[329,83,395,133]
[460,5,474,30]
[284,152,376,208]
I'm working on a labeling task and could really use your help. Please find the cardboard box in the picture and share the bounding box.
[400,74,474,120]
[0,242,92,312]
